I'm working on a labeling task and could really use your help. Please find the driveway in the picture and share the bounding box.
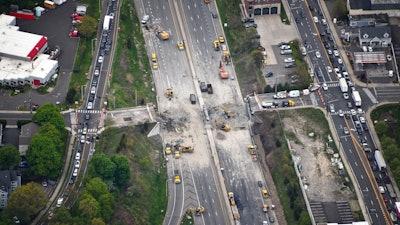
[0,1,80,110]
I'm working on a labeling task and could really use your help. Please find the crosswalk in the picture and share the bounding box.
[77,128,98,134]
[324,82,339,87]
[76,109,102,114]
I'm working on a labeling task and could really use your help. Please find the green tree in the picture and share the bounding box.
[374,122,388,138]
[52,207,73,224]
[251,50,263,70]
[98,193,115,222]
[7,182,47,222]
[91,154,116,180]
[334,0,348,20]
[39,123,65,153]
[33,103,65,131]
[86,178,108,200]
[79,195,99,220]
[91,218,106,225]
[0,144,20,170]
[26,134,62,178]
[77,16,98,37]
[111,155,130,187]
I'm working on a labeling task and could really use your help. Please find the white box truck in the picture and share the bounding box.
[352,91,361,107]
[103,15,112,31]
[374,150,387,171]
[339,78,348,93]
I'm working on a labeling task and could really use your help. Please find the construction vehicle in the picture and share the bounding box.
[148,24,170,40]
[213,40,220,51]
[219,61,229,79]
[215,120,231,131]
[221,106,235,118]
[174,170,181,184]
[262,204,269,213]
[204,0,210,3]
[166,88,173,100]
[174,150,181,159]
[218,35,225,43]
[177,40,185,50]
[221,44,231,64]
[207,83,213,94]
[187,206,205,216]
[228,192,240,220]
[261,189,269,199]
[248,145,256,155]
[165,144,172,155]
[179,145,194,153]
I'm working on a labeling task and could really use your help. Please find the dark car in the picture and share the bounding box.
[300,11,306,18]
[365,151,373,161]
[345,114,350,119]
[190,94,196,104]
[85,113,90,120]
[89,94,95,102]
[357,128,363,135]
[376,176,382,183]
[200,82,207,92]
[352,115,358,121]
[282,101,289,107]
[371,163,378,171]
[265,72,273,77]
[295,17,300,23]
[316,71,322,78]
[69,176,75,185]
[258,181,262,187]
[211,12,217,18]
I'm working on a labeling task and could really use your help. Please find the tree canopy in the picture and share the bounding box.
[77,16,98,37]
[111,155,130,187]
[26,134,62,178]
[0,145,20,170]
[32,103,65,131]
[91,154,116,180]
[7,182,47,222]
[85,178,108,200]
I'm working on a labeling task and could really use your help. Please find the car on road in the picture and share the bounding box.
[338,58,343,64]
[218,35,225,43]
[362,123,369,131]
[190,94,196,104]
[141,15,149,24]
[211,12,217,18]
[351,109,357,116]
[315,51,321,58]
[258,181,263,187]
[338,109,344,117]
[82,125,87,135]
[329,104,335,113]
[42,181,47,187]
[85,113,90,120]
[98,56,104,63]
[265,72,273,77]
[343,93,349,99]
[343,72,350,80]
[322,83,328,91]
[347,102,353,108]
[75,160,80,168]
[94,68,100,76]
[80,135,85,144]
[261,189,269,198]
[359,116,366,123]
[75,152,81,160]
[152,62,158,70]
[327,49,332,55]
[326,66,332,73]
[87,102,93,110]
[269,216,275,223]
[309,84,320,92]
[73,169,78,177]
[284,58,295,63]
[69,176,75,184]
[343,127,349,135]
[333,50,339,57]
[200,82,207,92]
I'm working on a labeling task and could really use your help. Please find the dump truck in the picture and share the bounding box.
[248,145,256,155]
[166,88,173,100]
[213,40,220,51]
[207,83,213,94]
[180,145,194,153]
[149,25,170,40]
[262,204,269,213]
[174,170,181,184]
[165,144,172,155]
[219,61,229,79]
[228,192,240,220]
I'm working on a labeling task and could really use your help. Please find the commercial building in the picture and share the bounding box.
[0,14,58,87]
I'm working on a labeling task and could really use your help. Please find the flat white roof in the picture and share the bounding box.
[0,27,47,61]
[0,14,16,26]
[0,54,57,82]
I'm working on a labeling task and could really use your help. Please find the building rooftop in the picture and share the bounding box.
[360,26,391,38]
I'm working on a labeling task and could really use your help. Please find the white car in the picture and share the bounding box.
[333,50,339,57]
[338,109,344,117]
[315,51,321,58]
[322,83,328,91]
[80,135,85,144]
[87,102,93,110]
[141,15,149,24]
[337,58,343,64]
[359,116,366,123]
[389,70,394,77]
[334,68,341,77]
[326,66,332,73]
[94,69,99,76]
[327,49,332,55]
[98,56,104,63]
[75,160,80,168]
[82,126,87,135]
[343,93,349,99]
[329,104,335,113]
[350,109,357,115]
[284,58,295,63]
[73,168,78,177]
[75,152,81,160]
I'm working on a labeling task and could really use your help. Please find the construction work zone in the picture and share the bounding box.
[219,60,229,79]
[186,206,205,216]
[147,24,170,40]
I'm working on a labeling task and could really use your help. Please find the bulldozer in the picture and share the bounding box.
[166,88,173,100]
[148,24,170,40]
[187,206,205,216]
[215,120,231,131]
[179,145,194,153]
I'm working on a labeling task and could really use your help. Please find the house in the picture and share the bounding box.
[358,26,391,47]
[243,0,281,17]
[348,0,400,16]
[18,122,40,156]
[348,14,388,28]
[0,170,21,208]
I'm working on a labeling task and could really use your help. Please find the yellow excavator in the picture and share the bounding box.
[221,106,235,118]
[215,120,231,131]
[166,88,173,100]
[148,24,170,40]
[187,206,205,216]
